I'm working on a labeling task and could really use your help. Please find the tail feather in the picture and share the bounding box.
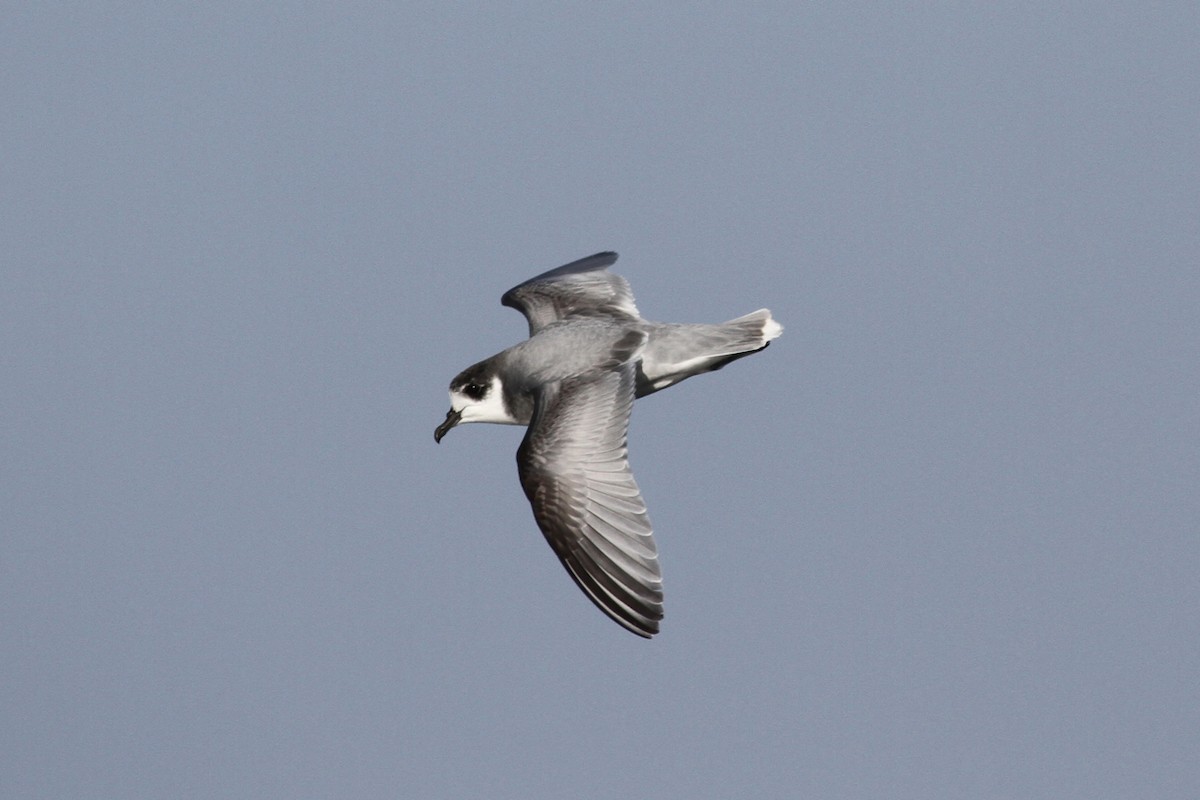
[635,310,782,397]
[724,308,783,343]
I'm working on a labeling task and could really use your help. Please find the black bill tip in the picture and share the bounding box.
[434,408,462,443]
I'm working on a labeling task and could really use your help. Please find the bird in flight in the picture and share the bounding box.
[435,252,781,637]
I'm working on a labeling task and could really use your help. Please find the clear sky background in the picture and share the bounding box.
[3,4,1197,798]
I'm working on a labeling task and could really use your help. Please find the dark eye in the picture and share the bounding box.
[464,382,487,400]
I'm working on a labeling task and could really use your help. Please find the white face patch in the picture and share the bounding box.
[450,375,520,425]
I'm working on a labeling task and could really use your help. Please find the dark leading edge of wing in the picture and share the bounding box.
[501,251,642,335]
[515,360,663,637]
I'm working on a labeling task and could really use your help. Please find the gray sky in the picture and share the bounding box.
[3,3,1197,798]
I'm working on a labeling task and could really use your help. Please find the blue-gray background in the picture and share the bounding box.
[4,4,1197,798]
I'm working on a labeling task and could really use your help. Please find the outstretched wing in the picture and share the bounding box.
[502,252,642,336]
[516,360,663,637]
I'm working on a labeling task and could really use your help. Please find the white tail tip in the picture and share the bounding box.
[762,313,783,342]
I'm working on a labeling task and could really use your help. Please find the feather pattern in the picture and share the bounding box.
[516,360,663,638]
[502,252,641,335]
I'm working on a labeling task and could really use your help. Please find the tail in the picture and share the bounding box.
[725,308,783,345]
[635,309,783,396]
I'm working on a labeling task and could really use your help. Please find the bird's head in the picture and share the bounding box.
[434,363,514,442]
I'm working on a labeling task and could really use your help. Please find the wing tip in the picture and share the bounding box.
[504,252,620,297]
[558,552,664,638]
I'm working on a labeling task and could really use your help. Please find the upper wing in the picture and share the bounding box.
[502,252,642,336]
[516,360,663,637]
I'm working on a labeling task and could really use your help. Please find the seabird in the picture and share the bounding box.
[435,252,782,637]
